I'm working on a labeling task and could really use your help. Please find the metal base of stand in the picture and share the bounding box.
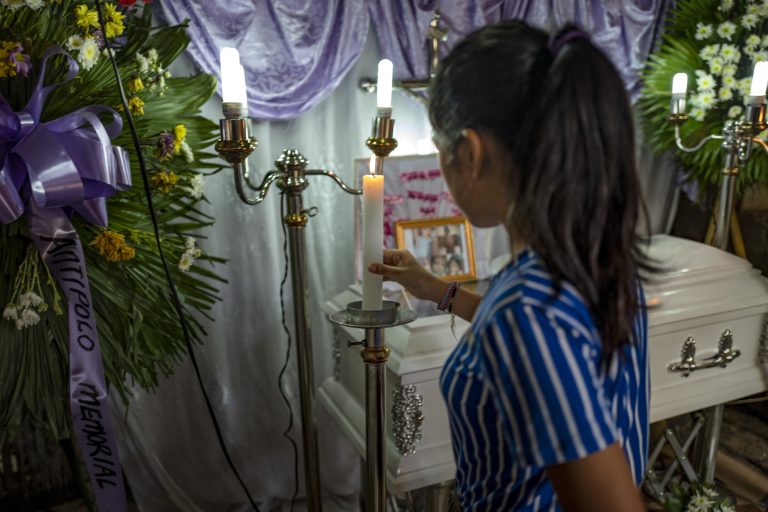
[329,301,416,512]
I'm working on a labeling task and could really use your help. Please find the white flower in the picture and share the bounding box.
[716,505,735,512]
[742,14,759,29]
[696,73,716,91]
[720,44,740,62]
[719,87,734,101]
[700,44,720,61]
[182,173,204,200]
[19,292,43,307]
[693,90,717,109]
[702,486,719,499]
[15,318,24,330]
[3,305,18,320]
[695,23,713,40]
[722,63,737,77]
[686,493,714,512]
[691,107,706,121]
[709,58,724,74]
[20,308,40,327]
[178,252,194,272]
[747,3,760,15]
[66,35,84,51]
[193,248,202,258]
[180,140,194,163]
[746,35,762,49]
[147,48,159,63]
[728,105,743,118]
[136,52,150,74]
[101,48,116,58]
[739,77,754,97]
[722,74,737,89]
[184,236,196,250]
[77,37,100,71]
[24,0,44,8]
[716,21,737,40]
[752,50,768,63]
[718,0,734,11]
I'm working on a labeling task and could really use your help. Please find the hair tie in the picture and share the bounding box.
[548,28,590,56]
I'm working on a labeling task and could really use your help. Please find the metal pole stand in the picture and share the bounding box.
[217,108,364,512]
[329,301,417,512]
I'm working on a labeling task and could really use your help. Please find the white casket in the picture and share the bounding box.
[317,234,768,494]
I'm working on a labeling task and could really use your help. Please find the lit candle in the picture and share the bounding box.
[220,47,248,116]
[748,61,768,105]
[362,156,384,310]
[670,72,687,115]
[377,59,393,117]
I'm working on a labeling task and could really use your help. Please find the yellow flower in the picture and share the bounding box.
[74,4,99,31]
[102,3,125,38]
[128,96,144,116]
[173,124,186,152]
[128,75,144,93]
[89,230,136,262]
[150,169,179,194]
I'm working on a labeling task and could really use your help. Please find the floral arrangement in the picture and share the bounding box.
[0,0,225,444]
[640,0,768,191]
[665,482,736,512]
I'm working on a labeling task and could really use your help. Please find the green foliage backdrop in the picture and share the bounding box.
[640,0,768,192]
[0,0,225,444]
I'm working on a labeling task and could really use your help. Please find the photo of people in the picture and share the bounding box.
[396,217,476,280]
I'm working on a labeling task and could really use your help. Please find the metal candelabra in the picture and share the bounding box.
[667,94,767,483]
[215,102,414,512]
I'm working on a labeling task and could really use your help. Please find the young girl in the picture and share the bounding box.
[369,22,650,511]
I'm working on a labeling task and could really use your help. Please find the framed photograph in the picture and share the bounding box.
[395,216,477,281]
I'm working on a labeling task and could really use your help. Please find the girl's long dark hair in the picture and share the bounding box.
[429,21,652,354]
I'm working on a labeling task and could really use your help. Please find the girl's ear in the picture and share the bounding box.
[458,128,487,180]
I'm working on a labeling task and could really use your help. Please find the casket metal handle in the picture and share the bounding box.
[392,385,424,456]
[667,329,741,377]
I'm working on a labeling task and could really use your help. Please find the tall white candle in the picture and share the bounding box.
[362,156,384,310]
[748,61,768,104]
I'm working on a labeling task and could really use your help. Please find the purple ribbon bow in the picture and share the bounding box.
[0,46,130,512]
[0,46,131,224]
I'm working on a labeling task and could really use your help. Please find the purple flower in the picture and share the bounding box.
[92,30,105,49]
[8,43,31,77]
[156,131,175,160]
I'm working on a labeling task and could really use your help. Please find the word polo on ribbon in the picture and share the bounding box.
[0,47,131,512]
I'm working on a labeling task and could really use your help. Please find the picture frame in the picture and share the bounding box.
[395,216,477,282]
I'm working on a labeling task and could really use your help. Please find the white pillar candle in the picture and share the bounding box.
[220,47,248,116]
[748,61,768,105]
[362,156,384,311]
[376,59,393,118]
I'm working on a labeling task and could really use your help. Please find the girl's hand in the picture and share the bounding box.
[367,249,445,302]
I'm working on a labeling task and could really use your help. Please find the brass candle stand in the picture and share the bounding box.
[216,105,363,512]
[216,102,413,512]
[666,98,767,484]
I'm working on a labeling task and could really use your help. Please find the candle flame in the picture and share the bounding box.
[369,155,376,175]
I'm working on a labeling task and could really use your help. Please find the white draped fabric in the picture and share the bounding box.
[112,29,679,512]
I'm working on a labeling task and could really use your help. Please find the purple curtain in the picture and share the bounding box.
[155,1,668,121]
[369,0,671,101]
[154,0,369,120]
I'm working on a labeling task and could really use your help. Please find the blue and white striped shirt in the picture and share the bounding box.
[439,248,649,511]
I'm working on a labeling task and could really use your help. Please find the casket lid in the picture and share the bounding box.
[643,235,768,326]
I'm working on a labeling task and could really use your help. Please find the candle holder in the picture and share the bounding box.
[359,10,447,104]
[215,105,362,512]
[328,301,417,512]
[666,97,767,485]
